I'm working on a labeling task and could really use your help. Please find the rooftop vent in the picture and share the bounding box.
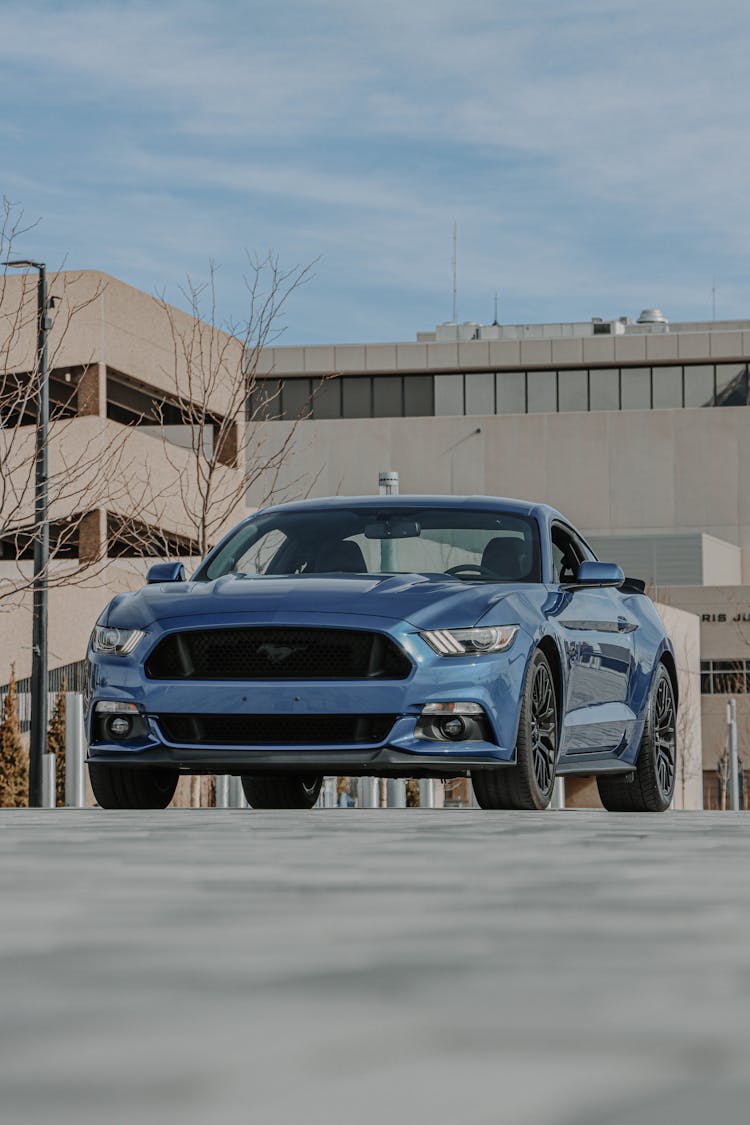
[637,308,668,325]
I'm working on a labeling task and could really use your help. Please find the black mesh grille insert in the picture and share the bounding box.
[156,713,396,746]
[145,627,412,681]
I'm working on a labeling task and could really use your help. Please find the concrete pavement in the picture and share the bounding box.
[1,809,749,1124]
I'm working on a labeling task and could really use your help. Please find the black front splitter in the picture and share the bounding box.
[87,744,513,779]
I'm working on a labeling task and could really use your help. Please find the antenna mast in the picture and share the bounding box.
[712,278,717,321]
[451,223,457,322]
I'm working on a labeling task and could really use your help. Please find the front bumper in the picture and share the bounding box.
[86,610,529,776]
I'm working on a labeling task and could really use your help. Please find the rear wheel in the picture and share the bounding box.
[241,774,322,809]
[471,649,558,810]
[88,763,178,809]
[597,664,676,812]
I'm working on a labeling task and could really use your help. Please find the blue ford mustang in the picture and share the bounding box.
[86,495,678,812]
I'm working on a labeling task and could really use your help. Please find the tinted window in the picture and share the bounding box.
[373,376,403,417]
[403,375,434,416]
[652,366,683,409]
[684,365,714,407]
[281,378,312,419]
[558,369,588,412]
[313,377,342,418]
[621,367,651,410]
[342,377,372,418]
[551,523,585,584]
[248,379,282,420]
[434,374,465,415]
[716,364,749,406]
[465,372,495,415]
[589,368,619,411]
[527,371,557,413]
[496,371,526,414]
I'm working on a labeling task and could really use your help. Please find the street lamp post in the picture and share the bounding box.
[4,260,50,807]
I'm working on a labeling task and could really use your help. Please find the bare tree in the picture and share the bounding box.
[116,257,321,808]
[125,256,320,563]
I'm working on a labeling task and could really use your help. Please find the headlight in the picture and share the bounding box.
[421,625,519,656]
[91,626,146,656]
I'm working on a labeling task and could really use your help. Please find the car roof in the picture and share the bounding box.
[255,495,565,522]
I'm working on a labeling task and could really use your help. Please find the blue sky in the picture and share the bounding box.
[2,0,749,343]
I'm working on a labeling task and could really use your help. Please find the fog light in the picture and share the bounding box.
[440,715,467,741]
[93,701,146,743]
[415,701,491,743]
[109,716,132,738]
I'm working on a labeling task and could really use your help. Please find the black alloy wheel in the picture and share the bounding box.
[241,774,323,809]
[653,676,677,796]
[88,763,179,809]
[530,659,557,796]
[472,648,558,810]
[597,663,677,812]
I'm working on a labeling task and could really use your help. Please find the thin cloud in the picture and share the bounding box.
[1,0,749,341]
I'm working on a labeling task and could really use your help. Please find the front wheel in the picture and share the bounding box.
[241,775,322,809]
[88,763,178,809]
[597,664,677,812]
[471,649,558,810]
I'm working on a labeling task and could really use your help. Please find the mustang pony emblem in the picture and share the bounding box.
[256,643,308,665]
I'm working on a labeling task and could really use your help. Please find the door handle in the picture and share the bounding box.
[617,616,638,633]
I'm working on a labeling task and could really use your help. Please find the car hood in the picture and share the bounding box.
[102,573,526,632]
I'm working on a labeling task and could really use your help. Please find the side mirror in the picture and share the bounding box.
[146,562,186,584]
[563,560,624,590]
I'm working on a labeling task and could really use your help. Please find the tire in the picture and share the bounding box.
[471,649,558,810]
[596,663,676,812]
[241,774,322,809]
[89,763,178,809]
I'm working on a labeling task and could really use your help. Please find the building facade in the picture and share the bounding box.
[252,309,750,807]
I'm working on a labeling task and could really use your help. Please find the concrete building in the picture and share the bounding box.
[0,269,249,687]
[252,308,750,807]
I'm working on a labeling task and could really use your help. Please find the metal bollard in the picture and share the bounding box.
[227,776,247,808]
[386,778,406,807]
[728,699,740,812]
[358,777,380,808]
[65,692,86,808]
[42,753,56,808]
[550,777,566,810]
[215,775,229,808]
[419,779,434,808]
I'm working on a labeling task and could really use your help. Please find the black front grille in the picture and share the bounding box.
[156,713,396,746]
[145,627,412,681]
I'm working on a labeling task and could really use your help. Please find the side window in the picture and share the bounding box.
[572,531,596,563]
[551,524,584,584]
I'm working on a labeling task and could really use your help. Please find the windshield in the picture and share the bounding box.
[200,506,541,584]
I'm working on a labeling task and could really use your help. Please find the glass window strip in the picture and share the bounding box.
[255,361,750,420]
